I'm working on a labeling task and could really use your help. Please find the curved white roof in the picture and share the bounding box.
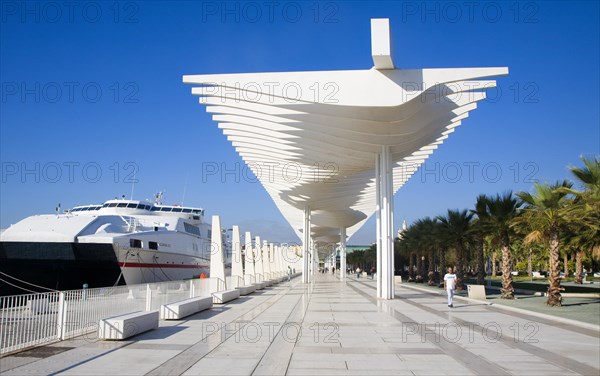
[183,20,508,257]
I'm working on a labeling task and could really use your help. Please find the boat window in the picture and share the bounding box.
[109,203,118,207]
[130,239,142,248]
[102,203,110,208]
[117,203,128,208]
[172,208,183,213]
[127,203,137,208]
[160,207,172,212]
[149,241,158,250]
[193,215,200,220]
[184,222,201,236]
[182,208,192,213]
[151,206,159,211]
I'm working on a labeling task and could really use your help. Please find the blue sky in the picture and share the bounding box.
[1,1,599,245]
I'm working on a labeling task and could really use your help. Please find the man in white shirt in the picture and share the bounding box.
[443,267,457,308]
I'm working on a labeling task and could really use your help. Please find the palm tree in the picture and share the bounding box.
[515,180,573,306]
[486,192,521,299]
[411,218,438,285]
[471,194,490,285]
[566,156,600,266]
[437,209,473,290]
[568,156,600,198]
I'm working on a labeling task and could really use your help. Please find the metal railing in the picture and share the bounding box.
[0,292,61,355]
[0,278,216,356]
[226,275,244,289]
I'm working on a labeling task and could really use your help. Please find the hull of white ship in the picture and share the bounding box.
[117,247,210,285]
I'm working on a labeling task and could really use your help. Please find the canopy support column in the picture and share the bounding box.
[303,207,311,283]
[377,145,395,299]
[340,227,346,281]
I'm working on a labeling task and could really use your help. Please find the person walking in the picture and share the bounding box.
[356,267,361,278]
[288,266,292,282]
[443,267,457,308]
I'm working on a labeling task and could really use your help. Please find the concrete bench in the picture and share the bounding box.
[467,285,487,300]
[26,298,50,314]
[98,310,159,340]
[160,296,213,320]
[235,285,256,296]
[212,289,241,304]
[253,282,266,290]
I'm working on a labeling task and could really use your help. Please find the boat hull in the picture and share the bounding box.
[0,242,212,296]
[0,242,122,296]
[117,247,210,285]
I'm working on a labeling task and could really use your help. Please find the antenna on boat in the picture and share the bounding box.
[130,166,137,200]
[181,174,189,206]
[154,191,165,205]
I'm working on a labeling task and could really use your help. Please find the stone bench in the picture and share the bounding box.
[235,285,256,296]
[160,296,213,320]
[98,310,159,340]
[212,289,241,304]
[467,285,487,300]
[26,298,50,314]
[253,282,266,290]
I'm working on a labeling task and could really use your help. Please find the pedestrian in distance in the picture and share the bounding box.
[288,266,292,282]
[443,267,457,308]
[356,267,361,278]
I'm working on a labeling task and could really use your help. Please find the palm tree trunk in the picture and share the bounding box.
[428,249,435,286]
[409,252,415,281]
[455,243,464,291]
[563,252,569,277]
[416,254,423,282]
[438,247,446,286]
[528,249,532,277]
[491,250,497,277]
[500,230,514,299]
[475,233,485,285]
[575,250,583,284]
[547,225,563,306]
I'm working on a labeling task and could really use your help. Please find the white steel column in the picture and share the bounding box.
[376,154,382,297]
[231,226,243,280]
[244,231,255,285]
[378,146,394,299]
[303,207,311,283]
[340,227,346,281]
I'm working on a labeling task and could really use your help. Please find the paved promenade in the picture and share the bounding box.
[1,274,599,375]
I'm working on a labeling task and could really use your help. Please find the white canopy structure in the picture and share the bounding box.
[184,19,508,298]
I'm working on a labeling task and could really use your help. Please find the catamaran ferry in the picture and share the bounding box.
[0,194,223,296]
